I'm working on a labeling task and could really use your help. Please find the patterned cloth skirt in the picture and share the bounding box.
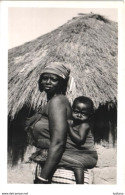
[33,163,91,184]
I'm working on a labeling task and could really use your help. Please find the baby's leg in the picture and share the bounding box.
[74,168,84,184]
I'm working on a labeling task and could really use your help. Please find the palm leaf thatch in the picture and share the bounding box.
[8,13,118,119]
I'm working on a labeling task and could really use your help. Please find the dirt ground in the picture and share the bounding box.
[8,163,34,184]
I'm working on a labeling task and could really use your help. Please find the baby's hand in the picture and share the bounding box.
[67,120,73,126]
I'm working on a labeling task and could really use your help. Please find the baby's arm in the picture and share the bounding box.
[68,122,90,145]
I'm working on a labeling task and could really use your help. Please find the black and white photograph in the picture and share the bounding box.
[0,1,125,194]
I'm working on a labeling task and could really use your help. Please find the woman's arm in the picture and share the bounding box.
[68,123,90,145]
[40,96,69,180]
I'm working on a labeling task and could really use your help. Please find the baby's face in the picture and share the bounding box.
[72,102,89,122]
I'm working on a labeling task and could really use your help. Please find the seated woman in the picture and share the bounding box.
[26,62,72,183]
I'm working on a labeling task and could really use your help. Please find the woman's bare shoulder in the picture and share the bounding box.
[49,95,71,118]
[50,95,70,105]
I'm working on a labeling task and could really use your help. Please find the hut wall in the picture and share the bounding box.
[91,104,117,184]
[93,103,117,147]
[8,106,35,166]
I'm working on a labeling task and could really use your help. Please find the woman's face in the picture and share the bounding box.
[40,73,60,94]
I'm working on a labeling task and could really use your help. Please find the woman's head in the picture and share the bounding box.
[38,62,70,95]
[72,96,94,122]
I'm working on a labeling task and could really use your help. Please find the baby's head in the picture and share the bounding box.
[72,96,94,122]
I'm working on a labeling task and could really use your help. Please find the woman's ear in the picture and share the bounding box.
[38,75,44,92]
[57,77,68,95]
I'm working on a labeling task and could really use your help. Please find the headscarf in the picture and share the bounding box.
[41,62,70,80]
[39,61,77,105]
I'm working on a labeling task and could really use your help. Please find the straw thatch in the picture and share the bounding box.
[8,13,118,119]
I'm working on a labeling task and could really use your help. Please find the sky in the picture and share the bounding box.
[8,8,118,49]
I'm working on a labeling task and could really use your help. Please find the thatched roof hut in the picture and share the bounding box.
[8,13,118,120]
